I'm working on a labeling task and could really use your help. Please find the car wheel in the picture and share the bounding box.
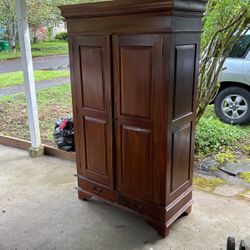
[214,87,250,125]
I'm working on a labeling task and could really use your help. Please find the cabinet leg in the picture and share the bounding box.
[78,190,92,201]
[147,220,170,238]
[183,206,192,216]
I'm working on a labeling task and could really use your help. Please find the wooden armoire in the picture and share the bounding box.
[60,0,207,237]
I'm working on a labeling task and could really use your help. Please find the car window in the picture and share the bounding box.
[228,35,250,58]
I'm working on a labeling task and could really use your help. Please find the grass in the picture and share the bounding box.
[0,70,70,88]
[0,84,72,146]
[193,176,225,192]
[239,172,250,183]
[0,40,68,60]
[214,150,237,164]
[0,88,249,151]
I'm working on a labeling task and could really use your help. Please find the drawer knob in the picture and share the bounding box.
[93,186,103,193]
[131,201,142,211]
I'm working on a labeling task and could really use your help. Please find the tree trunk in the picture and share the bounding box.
[196,8,249,122]
[6,18,17,52]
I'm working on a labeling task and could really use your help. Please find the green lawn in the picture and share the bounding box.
[0,84,72,146]
[0,86,249,152]
[0,40,68,60]
[0,70,70,88]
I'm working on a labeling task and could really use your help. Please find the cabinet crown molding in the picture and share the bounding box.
[59,0,207,20]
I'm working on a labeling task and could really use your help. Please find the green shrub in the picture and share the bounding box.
[195,116,246,156]
[54,32,68,41]
[242,145,250,155]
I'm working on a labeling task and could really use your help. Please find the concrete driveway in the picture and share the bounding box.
[0,55,69,73]
[0,144,249,250]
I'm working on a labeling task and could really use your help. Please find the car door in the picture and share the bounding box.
[243,49,250,84]
[221,33,250,84]
[221,57,245,83]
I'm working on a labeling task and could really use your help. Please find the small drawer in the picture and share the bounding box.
[118,194,144,214]
[78,177,116,202]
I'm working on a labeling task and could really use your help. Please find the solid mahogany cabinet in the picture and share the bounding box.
[60,0,207,237]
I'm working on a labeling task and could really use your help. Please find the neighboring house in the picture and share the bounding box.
[30,21,66,42]
[51,21,66,37]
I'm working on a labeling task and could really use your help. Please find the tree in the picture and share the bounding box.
[0,0,103,48]
[27,0,102,42]
[0,0,17,51]
[197,0,250,122]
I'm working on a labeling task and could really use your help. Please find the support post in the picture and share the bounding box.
[15,0,44,157]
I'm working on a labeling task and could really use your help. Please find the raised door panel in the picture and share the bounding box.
[121,126,152,195]
[173,45,196,119]
[113,34,163,202]
[120,47,152,118]
[80,47,105,111]
[171,123,192,192]
[72,36,113,188]
[84,117,108,178]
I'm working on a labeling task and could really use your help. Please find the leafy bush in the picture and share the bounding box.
[54,32,68,41]
[195,116,247,156]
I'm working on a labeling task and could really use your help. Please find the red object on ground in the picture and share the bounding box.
[59,119,68,130]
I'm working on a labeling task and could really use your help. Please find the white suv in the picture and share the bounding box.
[214,31,250,125]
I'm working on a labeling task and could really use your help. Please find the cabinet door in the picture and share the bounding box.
[71,36,113,188]
[113,34,163,202]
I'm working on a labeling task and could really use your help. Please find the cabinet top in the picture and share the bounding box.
[59,0,207,20]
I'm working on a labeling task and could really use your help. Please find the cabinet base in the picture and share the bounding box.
[147,219,170,237]
[78,190,92,201]
[183,206,192,216]
[77,189,192,237]
[147,205,192,237]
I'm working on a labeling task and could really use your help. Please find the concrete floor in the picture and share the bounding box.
[0,145,250,250]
